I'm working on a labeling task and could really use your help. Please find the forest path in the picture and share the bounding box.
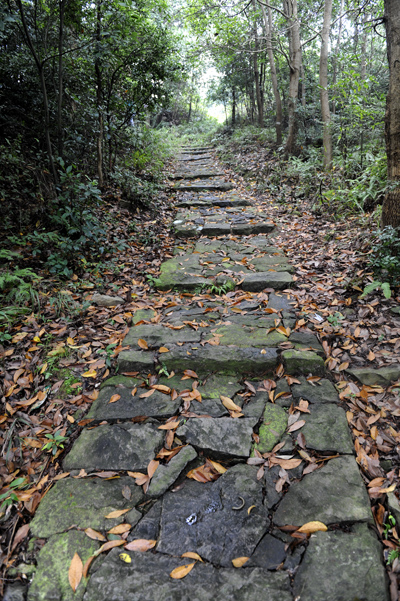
[26,146,388,601]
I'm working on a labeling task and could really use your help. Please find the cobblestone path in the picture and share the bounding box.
[27,146,389,601]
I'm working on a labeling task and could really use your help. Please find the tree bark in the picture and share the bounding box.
[95,0,104,186]
[283,0,301,155]
[57,0,66,158]
[259,1,282,143]
[319,0,333,170]
[252,0,263,126]
[232,88,236,126]
[382,0,400,227]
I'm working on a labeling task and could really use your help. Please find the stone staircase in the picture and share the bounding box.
[26,146,389,601]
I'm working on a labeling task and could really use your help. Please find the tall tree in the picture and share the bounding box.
[319,0,333,169]
[382,0,400,227]
[283,0,301,155]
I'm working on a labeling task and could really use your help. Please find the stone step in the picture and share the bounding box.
[177,154,213,161]
[168,170,223,180]
[173,180,234,192]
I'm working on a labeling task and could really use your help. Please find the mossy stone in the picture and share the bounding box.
[255,403,288,453]
[282,350,325,376]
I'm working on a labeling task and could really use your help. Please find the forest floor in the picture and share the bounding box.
[1,137,400,600]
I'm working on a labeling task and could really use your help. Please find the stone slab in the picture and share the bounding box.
[30,477,143,537]
[63,423,164,472]
[242,272,293,291]
[302,404,353,454]
[117,350,155,373]
[293,524,389,601]
[28,531,98,601]
[162,345,278,376]
[255,403,288,453]
[87,385,182,421]
[148,445,197,497]
[291,376,339,404]
[124,325,201,348]
[174,181,234,192]
[158,464,270,566]
[273,456,372,526]
[84,549,291,601]
[282,349,326,376]
[346,366,400,386]
[177,417,257,457]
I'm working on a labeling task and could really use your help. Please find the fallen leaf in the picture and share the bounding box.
[181,552,203,562]
[287,420,305,433]
[220,395,242,412]
[158,421,180,430]
[232,557,249,568]
[85,528,106,541]
[10,524,30,554]
[68,552,83,592]
[108,523,131,535]
[119,553,132,563]
[105,508,131,519]
[208,460,227,474]
[170,563,196,579]
[138,339,148,349]
[124,539,157,551]
[109,394,121,404]
[297,521,328,534]
[183,370,198,379]
[159,347,170,353]
[147,459,159,478]
[82,369,97,378]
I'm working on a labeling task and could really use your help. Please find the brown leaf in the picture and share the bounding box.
[270,457,302,470]
[108,523,131,535]
[94,539,125,556]
[138,339,148,349]
[181,552,203,562]
[124,539,157,552]
[158,421,180,430]
[220,395,242,412]
[105,508,131,519]
[287,420,305,433]
[68,552,83,592]
[109,394,121,404]
[232,557,249,568]
[183,369,198,379]
[297,521,327,534]
[147,459,159,478]
[159,347,170,353]
[151,384,171,394]
[10,524,30,554]
[85,528,106,541]
[170,563,196,579]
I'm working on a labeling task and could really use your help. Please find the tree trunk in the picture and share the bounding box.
[57,0,66,158]
[95,0,104,186]
[319,0,333,170]
[284,0,301,155]
[332,0,344,115]
[232,88,236,126]
[259,1,282,143]
[252,0,263,126]
[382,0,400,227]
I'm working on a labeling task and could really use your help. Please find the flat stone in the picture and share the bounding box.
[267,293,295,312]
[162,345,278,376]
[148,446,197,497]
[177,417,256,457]
[274,456,372,526]
[132,308,156,324]
[124,324,201,348]
[302,404,353,453]
[63,423,164,472]
[169,171,223,180]
[231,222,274,235]
[346,366,400,386]
[129,502,162,541]
[174,181,234,192]
[209,325,287,347]
[87,385,182,421]
[100,375,139,389]
[156,273,210,291]
[242,272,293,292]
[158,464,270,566]
[30,477,143,537]
[239,392,268,420]
[91,293,124,307]
[291,376,339,404]
[288,331,323,353]
[28,531,98,601]
[117,350,155,373]
[255,403,288,453]
[201,223,232,236]
[84,548,291,601]
[247,534,287,569]
[282,349,325,376]
[293,524,389,601]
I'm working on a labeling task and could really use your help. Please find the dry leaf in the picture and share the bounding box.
[183,370,198,379]
[159,347,170,353]
[108,523,131,535]
[287,420,305,433]
[124,539,157,552]
[119,553,132,563]
[85,528,106,541]
[181,552,203,562]
[68,552,83,592]
[170,563,196,579]
[297,521,328,534]
[220,395,242,412]
[158,421,180,430]
[232,557,249,568]
[109,394,121,404]
[105,508,131,519]
[147,459,159,479]
[138,339,148,349]
[208,460,227,474]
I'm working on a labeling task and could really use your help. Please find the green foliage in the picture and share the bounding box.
[361,280,392,299]
[370,226,400,285]
[42,432,68,455]
[0,477,29,512]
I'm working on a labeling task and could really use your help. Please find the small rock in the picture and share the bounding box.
[91,293,124,307]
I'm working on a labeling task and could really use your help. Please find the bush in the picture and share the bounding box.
[370,226,400,285]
